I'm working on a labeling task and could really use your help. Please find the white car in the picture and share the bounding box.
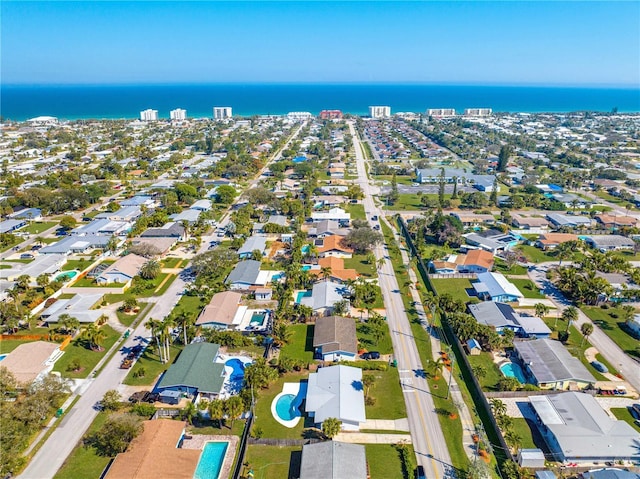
[411,183,420,187]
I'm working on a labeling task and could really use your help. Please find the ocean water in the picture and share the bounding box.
[1,83,639,121]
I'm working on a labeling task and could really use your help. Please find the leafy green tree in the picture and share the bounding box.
[59,215,76,230]
[497,145,513,172]
[88,413,143,456]
[342,227,383,254]
[215,185,237,204]
[322,417,342,439]
[244,358,278,390]
[101,390,122,411]
[497,376,520,392]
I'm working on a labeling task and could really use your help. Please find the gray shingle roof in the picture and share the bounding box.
[313,316,357,355]
[225,260,261,285]
[514,339,595,384]
[299,441,367,479]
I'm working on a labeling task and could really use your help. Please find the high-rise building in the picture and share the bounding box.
[170,108,187,120]
[368,106,391,118]
[426,108,456,118]
[140,109,158,121]
[464,108,492,117]
[213,107,232,120]
[319,110,343,120]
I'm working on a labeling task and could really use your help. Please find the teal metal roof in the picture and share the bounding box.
[158,343,225,394]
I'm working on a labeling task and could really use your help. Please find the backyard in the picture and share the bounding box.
[508,278,545,299]
[124,343,184,387]
[430,278,475,304]
[53,325,120,379]
[279,324,314,364]
[515,244,554,263]
[343,254,377,278]
[366,444,416,479]
[23,222,58,234]
[467,352,503,391]
[344,203,366,220]
[243,445,301,479]
[581,306,640,359]
[363,366,407,420]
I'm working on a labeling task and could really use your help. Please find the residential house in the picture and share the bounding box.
[10,208,42,221]
[583,469,639,479]
[307,220,348,238]
[311,207,351,223]
[156,343,226,401]
[511,214,549,231]
[473,272,523,302]
[528,392,639,462]
[39,235,112,255]
[429,250,494,274]
[0,219,26,234]
[71,219,130,236]
[225,260,262,290]
[316,235,354,258]
[310,256,358,283]
[40,294,104,323]
[594,214,639,229]
[312,195,346,208]
[313,316,358,361]
[513,339,595,390]
[237,235,268,259]
[584,235,636,252]
[468,302,551,338]
[306,365,366,431]
[450,212,495,228]
[141,222,186,240]
[189,199,212,211]
[129,236,177,256]
[0,341,63,384]
[626,314,640,337]
[464,231,518,253]
[546,213,593,229]
[195,291,244,330]
[120,195,155,208]
[105,420,201,479]
[299,442,367,479]
[535,233,579,250]
[300,280,350,316]
[0,253,66,283]
[96,254,147,285]
[95,206,142,222]
[170,209,201,225]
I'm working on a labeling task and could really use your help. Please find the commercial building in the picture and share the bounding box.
[313,316,357,361]
[213,107,232,120]
[140,109,158,121]
[286,111,313,120]
[464,108,492,117]
[169,108,187,120]
[513,339,595,390]
[319,110,343,120]
[369,106,391,118]
[427,108,457,118]
[529,392,640,462]
[306,365,366,431]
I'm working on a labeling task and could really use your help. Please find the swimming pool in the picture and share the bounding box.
[301,244,310,254]
[54,270,78,282]
[275,394,300,422]
[301,265,312,271]
[193,441,228,479]
[0,354,7,362]
[250,312,266,326]
[225,359,248,382]
[500,362,528,384]
[295,291,312,303]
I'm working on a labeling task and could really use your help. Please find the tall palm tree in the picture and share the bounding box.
[580,322,594,346]
[534,303,550,321]
[320,266,332,281]
[140,260,161,280]
[161,316,175,363]
[208,399,225,429]
[146,318,165,363]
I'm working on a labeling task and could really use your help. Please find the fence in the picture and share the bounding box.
[231,413,253,479]
[0,333,72,349]
[248,438,322,446]
[396,215,514,466]
[152,409,181,419]
[429,273,477,280]
[485,389,597,399]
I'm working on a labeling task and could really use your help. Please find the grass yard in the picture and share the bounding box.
[343,254,377,278]
[493,259,527,276]
[252,371,310,439]
[383,193,423,211]
[467,352,503,391]
[610,407,640,433]
[345,203,366,220]
[124,343,184,386]
[515,245,554,263]
[244,445,301,479]
[0,235,22,252]
[160,257,184,268]
[23,222,58,234]
[581,306,640,359]
[189,417,246,436]
[53,325,120,378]
[509,278,545,299]
[61,259,94,271]
[511,417,537,449]
[116,308,144,328]
[153,273,177,296]
[364,367,407,420]
[54,412,111,479]
[430,278,475,304]
[167,294,207,323]
[0,338,34,354]
[71,276,126,288]
[373,174,416,186]
[279,324,314,363]
[366,444,416,479]
[356,319,393,354]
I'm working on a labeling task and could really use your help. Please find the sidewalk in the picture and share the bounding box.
[389,221,479,464]
[334,432,412,444]
[360,418,410,431]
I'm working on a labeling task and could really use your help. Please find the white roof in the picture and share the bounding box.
[306,365,366,425]
[474,272,523,298]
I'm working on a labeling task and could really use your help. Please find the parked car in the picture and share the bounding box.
[416,465,426,479]
[371,215,378,221]
[591,361,608,373]
[361,351,380,360]
[373,224,380,230]
[20,253,35,259]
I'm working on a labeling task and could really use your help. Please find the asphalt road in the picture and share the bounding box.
[351,122,455,479]
[527,263,640,392]
[19,122,307,479]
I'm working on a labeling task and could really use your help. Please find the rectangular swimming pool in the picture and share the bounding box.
[295,290,312,303]
[194,441,228,479]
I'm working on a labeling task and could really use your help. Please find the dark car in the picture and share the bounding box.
[371,215,378,221]
[591,361,608,373]
[361,351,380,360]
[416,465,426,479]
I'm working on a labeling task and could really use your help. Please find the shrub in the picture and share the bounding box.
[350,361,387,371]
[131,403,156,418]
[66,358,82,372]
[133,367,146,378]
[558,331,569,343]
[365,396,377,406]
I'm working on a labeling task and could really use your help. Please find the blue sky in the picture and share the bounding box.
[2,1,639,86]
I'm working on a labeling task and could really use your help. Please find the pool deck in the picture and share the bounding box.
[182,434,238,479]
[271,382,306,428]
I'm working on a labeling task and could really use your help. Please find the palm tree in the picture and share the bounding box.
[140,259,161,280]
[320,266,332,281]
[322,417,342,439]
[534,303,550,321]
[332,300,348,316]
[580,322,594,346]
[146,318,165,363]
[490,398,507,417]
[224,396,244,429]
[161,316,175,362]
[208,399,225,428]
[362,374,375,399]
[561,306,579,332]
[176,311,191,346]
[377,257,386,269]
[181,401,198,425]
[272,323,292,347]
[81,323,106,351]
[59,314,80,335]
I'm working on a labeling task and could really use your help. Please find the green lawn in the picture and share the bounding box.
[343,254,377,278]
[581,306,640,359]
[61,259,94,271]
[124,343,184,386]
[116,308,144,328]
[383,193,423,211]
[23,221,58,234]
[161,257,184,268]
[493,259,527,276]
[515,245,554,263]
[53,325,120,378]
[0,235,22,252]
[611,407,640,433]
[189,417,246,436]
[430,278,475,303]
[54,412,111,479]
[511,418,537,449]
[356,319,393,354]
[344,203,366,220]
[168,294,207,323]
[0,339,33,354]
[366,444,416,479]
[508,278,545,299]
[467,352,503,391]
[244,445,301,479]
[373,174,416,186]
[152,273,177,296]
[364,367,408,420]
[280,324,315,363]
[71,276,125,288]
[252,371,310,439]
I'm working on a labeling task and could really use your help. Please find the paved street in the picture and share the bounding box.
[19,122,307,479]
[351,122,456,479]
